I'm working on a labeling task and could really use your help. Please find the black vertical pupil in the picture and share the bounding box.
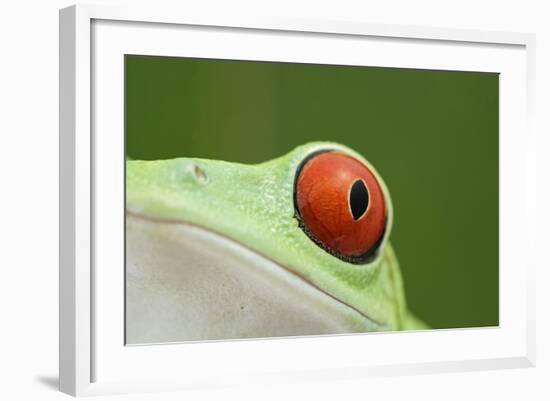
[349,179,369,220]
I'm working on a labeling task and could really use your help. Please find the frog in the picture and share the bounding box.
[125,141,427,344]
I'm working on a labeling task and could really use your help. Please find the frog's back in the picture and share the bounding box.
[383,243,429,331]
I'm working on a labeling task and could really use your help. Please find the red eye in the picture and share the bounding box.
[294,151,387,263]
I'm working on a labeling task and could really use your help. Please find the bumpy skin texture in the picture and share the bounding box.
[126,142,427,331]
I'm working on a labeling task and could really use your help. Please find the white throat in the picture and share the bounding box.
[126,213,378,344]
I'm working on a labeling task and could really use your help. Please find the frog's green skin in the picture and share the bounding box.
[126,142,427,343]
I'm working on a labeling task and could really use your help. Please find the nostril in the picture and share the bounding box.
[192,164,208,184]
[170,160,209,185]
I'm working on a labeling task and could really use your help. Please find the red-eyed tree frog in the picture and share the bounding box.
[126,142,427,343]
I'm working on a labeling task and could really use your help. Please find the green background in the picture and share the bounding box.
[125,55,499,329]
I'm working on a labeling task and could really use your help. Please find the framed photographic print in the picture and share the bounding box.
[59,4,536,396]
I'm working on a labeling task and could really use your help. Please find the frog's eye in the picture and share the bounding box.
[294,151,387,264]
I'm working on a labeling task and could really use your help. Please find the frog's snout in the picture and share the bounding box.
[170,160,209,185]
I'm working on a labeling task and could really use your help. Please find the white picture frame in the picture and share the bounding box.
[59,3,536,397]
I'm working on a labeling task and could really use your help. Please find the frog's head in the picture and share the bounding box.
[126,142,411,343]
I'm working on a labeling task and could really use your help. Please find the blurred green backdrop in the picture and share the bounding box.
[125,55,499,329]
